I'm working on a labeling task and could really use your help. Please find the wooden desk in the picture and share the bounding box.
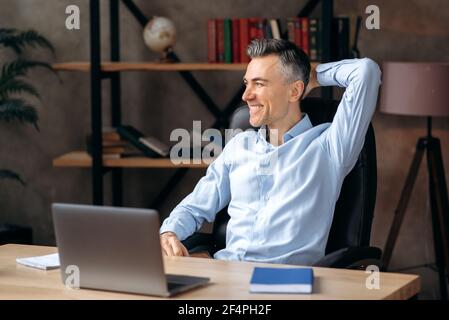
[0,244,420,300]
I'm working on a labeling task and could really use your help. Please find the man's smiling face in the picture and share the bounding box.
[242,55,293,128]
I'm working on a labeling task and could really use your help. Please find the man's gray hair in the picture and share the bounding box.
[247,39,310,87]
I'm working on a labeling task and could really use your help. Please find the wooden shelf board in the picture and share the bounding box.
[52,151,212,168]
[52,62,247,72]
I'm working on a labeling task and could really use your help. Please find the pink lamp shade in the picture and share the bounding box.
[379,62,449,117]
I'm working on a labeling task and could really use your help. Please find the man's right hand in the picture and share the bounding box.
[160,231,189,257]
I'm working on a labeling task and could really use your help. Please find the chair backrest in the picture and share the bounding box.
[212,97,377,255]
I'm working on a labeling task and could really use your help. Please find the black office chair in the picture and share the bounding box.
[183,97,382,269]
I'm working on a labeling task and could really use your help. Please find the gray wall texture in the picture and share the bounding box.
[0,0,448,299]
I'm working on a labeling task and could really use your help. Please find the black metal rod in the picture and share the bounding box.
[427,116,432,138]
[427,137,449,299]
[298,0,321,17]
[151,168,189,209]
[90,0,103,205]
[121,0,150,26]
[223,86,246,119]
[213,85,246,129]
[111,0,123,207]
[101,73,112,80]
[431,140,449,273]
[167,52,224,120]
[382,138,426,269]
[110,0,121,126]
[321,0,333,62]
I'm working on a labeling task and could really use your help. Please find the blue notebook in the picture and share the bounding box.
[249,267,314,294]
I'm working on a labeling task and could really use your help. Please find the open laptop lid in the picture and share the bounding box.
[52,203,170,296]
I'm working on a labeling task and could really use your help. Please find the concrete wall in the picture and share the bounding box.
[0,0,448,299]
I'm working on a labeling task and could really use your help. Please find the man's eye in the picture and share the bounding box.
[256,82,264,87]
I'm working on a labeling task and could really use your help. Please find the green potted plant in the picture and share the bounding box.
[0,28,56,244]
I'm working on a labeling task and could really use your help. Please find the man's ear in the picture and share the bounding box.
[289,80,304,102]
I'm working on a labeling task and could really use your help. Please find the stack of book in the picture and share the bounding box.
[116,125,170,158]
[86,128,139,159]
[208,17,283,64]
[208,16,352,64]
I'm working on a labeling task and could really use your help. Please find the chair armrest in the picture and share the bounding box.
[313,246,382,270]
[181,232,216,256]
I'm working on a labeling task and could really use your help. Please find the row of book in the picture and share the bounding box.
[207,17,352,64]
[86,128,137,159]
[85,126,220,159]
[85,127,170,159]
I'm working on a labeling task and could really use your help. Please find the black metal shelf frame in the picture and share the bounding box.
[88,0,335,206]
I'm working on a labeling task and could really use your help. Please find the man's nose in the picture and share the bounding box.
[242,86,254,101]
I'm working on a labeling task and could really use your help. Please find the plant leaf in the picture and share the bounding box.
[0,78,40,100]
[1,60,55,82]
[0,28,17,44]
[0,169,26,185]
[0,29,55,55]
[0,28,16,39]
[0,98,38,128]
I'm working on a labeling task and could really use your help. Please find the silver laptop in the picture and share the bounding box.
[52,203,210,297]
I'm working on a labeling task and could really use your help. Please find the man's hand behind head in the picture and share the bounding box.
[303,62,320,99]
[160,231,189,257]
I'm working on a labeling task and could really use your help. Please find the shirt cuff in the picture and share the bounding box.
[316,61,338,86]
[316,59,361,87]
[159,220,188,240]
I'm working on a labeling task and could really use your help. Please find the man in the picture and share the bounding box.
[160,39,381,265]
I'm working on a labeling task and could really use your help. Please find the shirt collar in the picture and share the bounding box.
[284,113,313,143]
[257,113,313,144]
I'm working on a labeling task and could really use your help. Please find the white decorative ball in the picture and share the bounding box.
[143,16,176,53]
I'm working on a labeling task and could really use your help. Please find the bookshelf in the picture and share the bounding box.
[52,62,248,72]
[53,151,212,169]
[53,0,335,207]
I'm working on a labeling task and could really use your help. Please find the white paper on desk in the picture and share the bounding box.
[16,253,60,270]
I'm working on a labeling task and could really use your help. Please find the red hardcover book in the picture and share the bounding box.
[207,19,217,63]
[248,17,259,41]
[216,19,225,63]
[239,18,249,63]
[287,17,296,44]
[300,17,309,56]
[232,18,240,63]
[294,17,302,49]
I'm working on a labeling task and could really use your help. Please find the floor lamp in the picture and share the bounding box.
[379,62,449,299]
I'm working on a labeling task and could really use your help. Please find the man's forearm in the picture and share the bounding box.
[317,58,381,168]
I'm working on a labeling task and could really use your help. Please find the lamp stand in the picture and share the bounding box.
[382,117,449,300]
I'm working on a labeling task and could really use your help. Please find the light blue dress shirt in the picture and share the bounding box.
[160,58,382,265]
